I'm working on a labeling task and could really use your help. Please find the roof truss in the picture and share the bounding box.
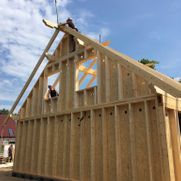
[43,19,181,97]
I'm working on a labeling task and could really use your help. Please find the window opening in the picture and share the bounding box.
[75,58,97,91]
[8,128,14,137]
[44,72,60,100]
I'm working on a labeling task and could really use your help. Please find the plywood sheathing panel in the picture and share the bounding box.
[56,116,65,177]
[14,96,181,181]
[115,104,132,180]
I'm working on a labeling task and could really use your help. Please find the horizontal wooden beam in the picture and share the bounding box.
[19,95,158,121]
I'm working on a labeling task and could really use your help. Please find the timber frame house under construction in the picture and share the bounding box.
[10,19,181,181]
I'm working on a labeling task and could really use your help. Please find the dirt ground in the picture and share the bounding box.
[0,167,35,181]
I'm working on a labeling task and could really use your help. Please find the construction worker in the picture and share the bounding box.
[48,85,59,98]
[60,18,78,52]
[8,144,13,162]
[65,18,78,31]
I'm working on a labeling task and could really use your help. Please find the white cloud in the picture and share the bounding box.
[174,77,181,81]
[86,28,110,41]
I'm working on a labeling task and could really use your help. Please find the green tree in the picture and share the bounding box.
[178,79,181,83]
[139,58,159,69]
[0,108,9,115]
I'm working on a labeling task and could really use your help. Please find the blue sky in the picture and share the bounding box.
[0,0,181,111]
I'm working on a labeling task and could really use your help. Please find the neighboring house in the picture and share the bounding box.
[0,115,16,144]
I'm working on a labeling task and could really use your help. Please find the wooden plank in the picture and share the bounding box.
[164,110,176,181]
[114,106,121,180]
[117,64,123,99]
[105,107,117,181]
[147,100,163,181]
[132,102,150,181]
[19,107,25,120]
[122,66,134,98]
[79,59,97,85]
[13,121,23,172]
[97,52,106,103]
[132,73,138,97]
[69,113,75,178]
[43,19,58,29]
[69,113,81,180]
[37,119,44,175]
[19,121,28,172]
[24,120,33,173]
[41,119,48,175]
[57,63,62,112]
[31,87,38,116]
[33,119,41,174]
[105,56,111,102]
[75,56,80,91]
[94,109,103,181]
[102,108,109,181]
[79,111,91,181]
[129,104,137,181]
[30,120,37,174]
[79,112,84,180]
[46,117,55,176]
[157,106,173,181]
[86,76,96,88]
[60,62,67,111]
[144,101,153,181]
[25,98,31,118]
[44,118,50,176]
[62,115,71,177]
[90,110,95,181]
[68,59,75,109]
[56,116,65,177]
[37,76,43,114]
[65,61,71,110]
[168,110,181,181]
[116,104,132,180]
[110,59,118,101]
[78,65,96,76]
[52,117,59,176]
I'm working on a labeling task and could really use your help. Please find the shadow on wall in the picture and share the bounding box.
[178,112,181,134]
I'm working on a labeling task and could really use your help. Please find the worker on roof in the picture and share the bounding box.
[61,18,78,52]
[62,18,78,32]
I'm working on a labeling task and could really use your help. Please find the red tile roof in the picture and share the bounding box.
[0,115,16,138]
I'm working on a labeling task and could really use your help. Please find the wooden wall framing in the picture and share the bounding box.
[14,96,181,181]
[13,20,181,181]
